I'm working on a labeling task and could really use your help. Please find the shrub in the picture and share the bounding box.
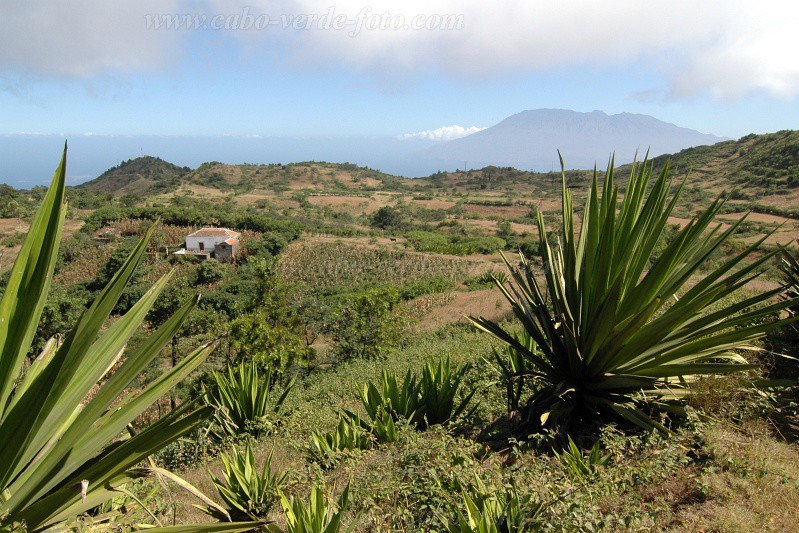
[208,443,287,520]
[196,258,228,284]
[330,287,404,360]
[204,361,294,438]
[470,156,797,434]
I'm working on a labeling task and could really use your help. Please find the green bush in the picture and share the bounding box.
[404,230,506,256]
[195,258,228,284]
[330,287,404,360]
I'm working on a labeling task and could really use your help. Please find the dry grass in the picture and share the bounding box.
[670,421,799,532]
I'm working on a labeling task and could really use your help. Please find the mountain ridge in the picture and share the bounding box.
[421,109,726,170]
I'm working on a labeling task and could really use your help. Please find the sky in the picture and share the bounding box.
[1,1,798,183]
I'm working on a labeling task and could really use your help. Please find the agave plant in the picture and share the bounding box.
[347,358,475,433]
[484,331,535,418]
[309,416,373,468]
[555,437,610,481]
[440,478,544,533]
[279,484,351,533]
[418,357,477,429]
[470,155,798,434]
[207,443,287,521]
[203,361,294,438]
[0,148,259,531]
[781,248,799,334]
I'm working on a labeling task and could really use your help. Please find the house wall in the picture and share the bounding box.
[186,235,222,251]
[214,242,238,262]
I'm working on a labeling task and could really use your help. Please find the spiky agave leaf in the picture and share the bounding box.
[0,147,259,531]
[470,155,799,434]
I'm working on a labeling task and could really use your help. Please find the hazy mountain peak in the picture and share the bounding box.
[422,109,725,170]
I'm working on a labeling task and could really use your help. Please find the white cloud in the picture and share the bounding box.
[2,0,798,101]
[400,125,485,141]
[208,0,799,100]
[0,0,183,78]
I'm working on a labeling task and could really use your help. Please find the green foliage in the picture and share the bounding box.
[207,443,286,521]
[556,437,611,481]
[0,184,36,218]
[370,205,409,232]
[441,479,544,533]
[0,149,254,532]
[330,287,404,360]
[279,484,351,533]
[404,230,506,256]
[485,330,534,418]
[310,416,373,467]
[230,309,308,372]
[419,357,478,429]
[195,258,228,284]
[204,361,294,439]
[470,156,796,434]
[351,358,475,432]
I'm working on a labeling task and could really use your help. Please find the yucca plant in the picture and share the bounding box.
[0,147,260,531]
[781,249,799,334]
[556,437,610,481]
[441,478,543,533]
[204,361,294,438]
[351,369,423,427]
[470,155,798,434]
[279,484,351,533]
[207,443,287,521]
[418,357,477,429]
[348,358,475,432]
[309,416,373,467]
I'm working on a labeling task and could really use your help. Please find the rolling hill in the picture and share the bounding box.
[77,156,191,195]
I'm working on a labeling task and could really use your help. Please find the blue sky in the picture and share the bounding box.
[1,0,798,177]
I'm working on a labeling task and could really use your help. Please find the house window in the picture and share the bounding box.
[199,242,205,251]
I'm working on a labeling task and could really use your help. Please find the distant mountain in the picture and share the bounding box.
[421,109,726,170]
[77,156,190,195]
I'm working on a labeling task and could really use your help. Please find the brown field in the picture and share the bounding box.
[410,198,457,210]
[462,203,530,218]
[0,218,84,272]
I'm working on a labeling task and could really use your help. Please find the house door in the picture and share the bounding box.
[199,242,205,251]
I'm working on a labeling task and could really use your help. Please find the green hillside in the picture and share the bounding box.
[78,155,191,195]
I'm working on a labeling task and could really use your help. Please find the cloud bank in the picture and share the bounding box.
[400,125,485,142]
[2,0,798,100]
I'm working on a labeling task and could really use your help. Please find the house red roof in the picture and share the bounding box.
[187,227,240,238]
[221,237,237,245]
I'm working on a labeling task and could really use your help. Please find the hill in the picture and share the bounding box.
[421,109,725,170]
[77,156,191,195]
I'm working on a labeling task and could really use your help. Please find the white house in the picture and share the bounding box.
[181,227,240,261]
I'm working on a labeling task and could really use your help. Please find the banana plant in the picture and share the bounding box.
[0,146,260,531]
[470,154,799,434]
